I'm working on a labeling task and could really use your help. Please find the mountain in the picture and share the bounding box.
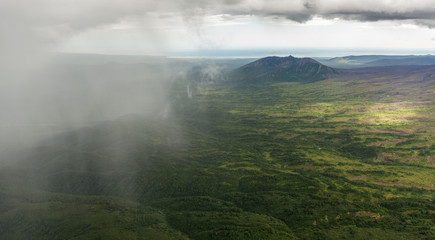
[317,55,435,68]
[230,55,337,83]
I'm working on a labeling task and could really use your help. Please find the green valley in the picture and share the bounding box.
[0,57,434,239]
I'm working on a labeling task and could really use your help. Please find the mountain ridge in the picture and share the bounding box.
[230,55,337,83]
[317,54,435,68]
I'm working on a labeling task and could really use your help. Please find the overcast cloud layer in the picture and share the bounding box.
[2,0,435,45]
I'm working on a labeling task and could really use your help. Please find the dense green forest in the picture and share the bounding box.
[0,60,434,239]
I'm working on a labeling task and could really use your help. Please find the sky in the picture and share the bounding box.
[2,0,435,57]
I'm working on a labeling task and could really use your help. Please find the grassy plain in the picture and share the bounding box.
[0,64,434,239]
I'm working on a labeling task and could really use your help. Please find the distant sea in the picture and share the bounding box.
[59,49,435,63]
[171,48,435,58]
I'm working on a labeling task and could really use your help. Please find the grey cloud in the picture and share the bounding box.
[223,0,245,5]
[172,0,435,27]
[3,0,435,46]
[414,20,435,28]
[216,0,435,27]
[285,13,314,23]
[326,10,435,23]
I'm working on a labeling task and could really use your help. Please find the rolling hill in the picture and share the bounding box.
[317,55,435,68]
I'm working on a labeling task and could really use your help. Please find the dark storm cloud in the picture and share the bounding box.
[209,0,435,27]
[2,1,435,43]
[216,0,435,27]
[326,10,435,27]
[157,0,435,27]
